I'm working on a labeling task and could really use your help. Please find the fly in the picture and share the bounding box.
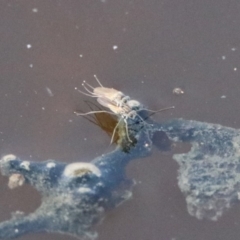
[75,76,174,144]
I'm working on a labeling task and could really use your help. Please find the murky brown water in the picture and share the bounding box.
[1,1,240,240]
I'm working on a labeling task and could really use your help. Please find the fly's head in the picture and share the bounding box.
[127,100,141,110]
[117,95,130,107]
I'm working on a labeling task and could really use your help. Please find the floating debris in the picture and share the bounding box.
[173,88,184,95]
[32,8,38,13]
[26,44,32,49]
[8,174,25,189]
[46,87,54,97]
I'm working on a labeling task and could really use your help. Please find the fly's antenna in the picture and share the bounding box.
[82,81,96,95]
[135,106,175,124]
[94,75,104,87]
[139,106,175,113]
[140,106,175,121]
[75,87,98,98]
[83,81,95,90]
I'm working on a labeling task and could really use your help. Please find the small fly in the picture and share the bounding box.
[75,76,174,143]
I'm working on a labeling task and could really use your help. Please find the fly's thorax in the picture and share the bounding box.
[117,95,130,107]
[121,104,132,114]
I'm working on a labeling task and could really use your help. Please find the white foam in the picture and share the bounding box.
[1,154,17,162]
[20,161,30,171]
[46,162,56,168]
[63,163,101,178]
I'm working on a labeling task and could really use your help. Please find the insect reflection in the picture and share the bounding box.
[75,101,137,152]
[77,101,119,143]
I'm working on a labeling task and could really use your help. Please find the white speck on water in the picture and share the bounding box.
[14,229,19,233]
[32,8,38,13]
[234,67,237,71]
[113,45,118,50]
[29,64,33,68]
[26,44,32,49]
[42,107,45,110]
[231,47,237,51]
[221,95,227,99]
[222,56,226,60]
[141,81,144,83]
[69,119,73,123]
[46,87,54,97]
[79,54,83,58]
[173,88,184,95]
[84,138,87,141]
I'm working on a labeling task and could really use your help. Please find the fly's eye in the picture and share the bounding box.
[121,96,130,104]
[129,113,135,119]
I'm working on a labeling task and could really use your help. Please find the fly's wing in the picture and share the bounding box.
[94,87,124,100]
[97,98,122,115]
[97,97,113,108]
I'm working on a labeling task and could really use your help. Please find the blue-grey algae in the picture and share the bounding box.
[1,111,240,238]
[154,119,240,221]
